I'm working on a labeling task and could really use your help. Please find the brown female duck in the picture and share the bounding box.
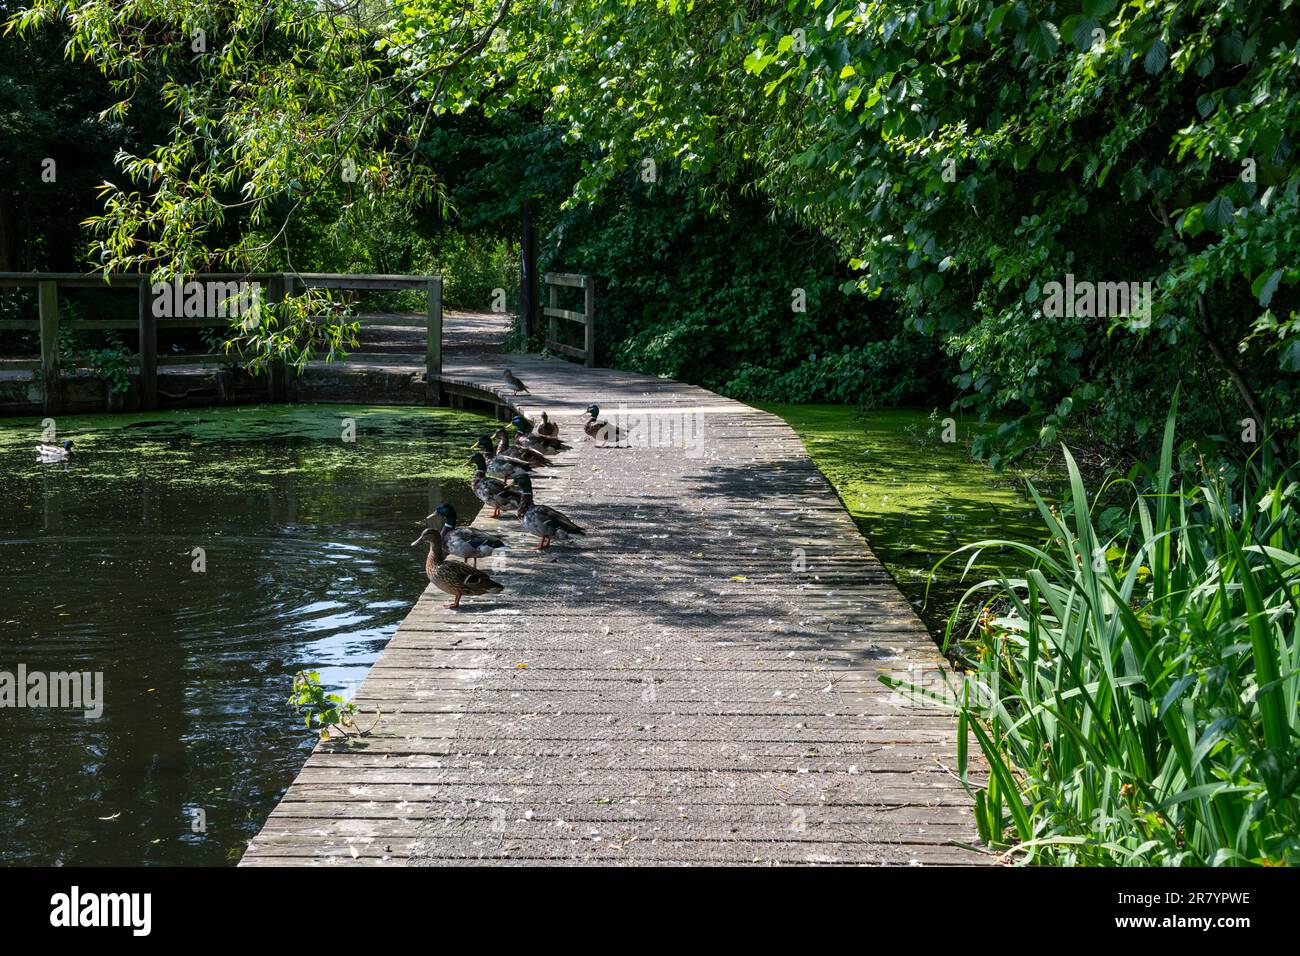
[411,526,505,608]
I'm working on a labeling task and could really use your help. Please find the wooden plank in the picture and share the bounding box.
[541,306,588,324]
[295,273,435,291]
[0,320,39,331]
[155,318,235,329]
[156,353,227,367]
[138,279,157,410]
[542,271,586,288]
[354,315,428,329]
[37,280,59,415]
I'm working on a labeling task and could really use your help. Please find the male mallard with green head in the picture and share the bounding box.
[427,503,505,567]
[411,526,505,608]
[583,405,625,446]
[514,475,586,551]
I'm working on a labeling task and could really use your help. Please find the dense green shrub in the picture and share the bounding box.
[548,173,950,405]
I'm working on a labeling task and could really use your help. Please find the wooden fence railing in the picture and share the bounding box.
[0,272,443,413]
[543,272,595,368]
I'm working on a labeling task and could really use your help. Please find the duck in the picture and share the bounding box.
[492,427,552,468]
[411,526,505,609]
[472,436,541,481]
[35,439,73,462]
[512,414,571,453]
[426,503,505,567]
[583,405,625,446]
[536,411,559,439]
[467,453,527,518]
[502,368,529,394]
[513,475,586,551]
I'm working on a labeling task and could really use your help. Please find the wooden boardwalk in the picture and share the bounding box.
[241,320,987,866]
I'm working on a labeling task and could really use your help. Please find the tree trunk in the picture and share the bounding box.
[1197,295,1283,456]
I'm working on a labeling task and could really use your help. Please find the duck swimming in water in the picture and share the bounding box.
[35,439,73,462]
[411,526,505,609]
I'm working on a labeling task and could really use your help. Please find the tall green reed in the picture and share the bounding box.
[885,405,1300,865]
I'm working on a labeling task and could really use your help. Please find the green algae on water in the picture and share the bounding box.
[0,403,494,491]
[756,404,1059,643]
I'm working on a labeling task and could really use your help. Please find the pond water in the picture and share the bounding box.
[0,404,489,865]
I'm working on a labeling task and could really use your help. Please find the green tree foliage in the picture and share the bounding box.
[550,169,949,405]
[9,0,1299,459]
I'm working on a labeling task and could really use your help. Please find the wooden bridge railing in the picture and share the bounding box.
[0,272,443,413]
[543,272,595,368]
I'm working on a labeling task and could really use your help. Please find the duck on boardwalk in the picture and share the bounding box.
[512,414,571,454]
[468,453,526,518]
[502,369,529,395]
[35,439,73,463]
[426,503,505,567]
[411,526,504,609]
[536,412,559,439]
[513,475,586,551]
[472,436,541,481]
[492,428,552,468]
[583,405,625,446]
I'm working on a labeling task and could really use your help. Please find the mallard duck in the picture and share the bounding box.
[502,368,529,394]
[513,475,586,551]
[536,411,559,439]
[492,428,552,468]
[411,526,504,609]
[468,453,527,518]
[426,503,505,567]
[511,414,571,453]
[583,405,625,446]
[35,439,73,462]
[472,436,541,481]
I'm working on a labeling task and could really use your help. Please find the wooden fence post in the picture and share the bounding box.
[38,280,60,415]
[426,277,443,405]
[582,275,595,368]
[138,278,157,410]
[547,279,558,353]
[267,273,288,401]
